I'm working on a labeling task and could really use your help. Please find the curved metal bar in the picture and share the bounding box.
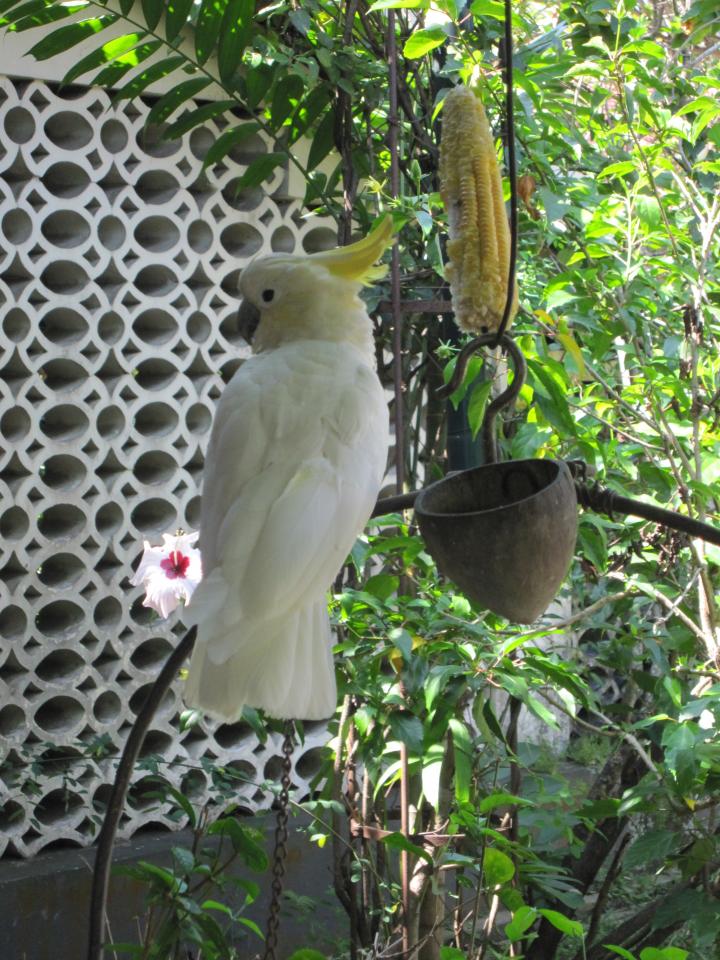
[493,0,519,346]
[437,333,527,464]
[87,625,197,960]
[370,491,419,518]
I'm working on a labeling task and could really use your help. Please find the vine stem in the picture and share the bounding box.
[87,626,197,960]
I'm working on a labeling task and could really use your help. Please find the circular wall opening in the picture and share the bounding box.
[45,111,93,149]
[134,401,178,436]
[5,106,35,143]
[133,450,177,485]
[37,553,85,587]
[34,695,84,734]
[40,209,90,248]
[35,649,85,682]
[35,599,85,639]
[0,507,29,541]
[38,504,86,540]
[41,454,86,490]
[39,404,89,441]
[39,307,88,344]
[131,498,176,535]
[1,406,30,440]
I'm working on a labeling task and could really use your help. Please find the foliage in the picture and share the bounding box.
[3,0,720,958]
[107,786,267,959]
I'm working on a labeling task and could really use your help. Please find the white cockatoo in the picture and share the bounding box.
[183,218,393,723]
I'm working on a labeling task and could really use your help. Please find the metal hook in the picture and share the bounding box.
[437,332,527,464]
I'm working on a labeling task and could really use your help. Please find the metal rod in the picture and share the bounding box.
[437,333,527,464]
[388,10,405,498]
[493,0,518,346]
[575,482,720,548]
[87,626,197,960]
[387,13,410,959]
[370,491,418,518]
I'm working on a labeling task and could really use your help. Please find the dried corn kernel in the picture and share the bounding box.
[439,85,518,334]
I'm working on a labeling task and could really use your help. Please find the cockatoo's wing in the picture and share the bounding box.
[186,339,388,666]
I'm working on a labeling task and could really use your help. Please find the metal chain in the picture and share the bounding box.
[263,721,295,960]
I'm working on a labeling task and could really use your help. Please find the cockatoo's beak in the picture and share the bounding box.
[310,216,395,284]
[237,299,261,344]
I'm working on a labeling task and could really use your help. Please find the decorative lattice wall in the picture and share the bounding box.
[0,75,336,858]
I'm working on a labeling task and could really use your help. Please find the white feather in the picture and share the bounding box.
[184,306,389,721]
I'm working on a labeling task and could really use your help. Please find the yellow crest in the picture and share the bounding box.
[310,215,395,284]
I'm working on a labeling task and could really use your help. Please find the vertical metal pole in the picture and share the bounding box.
[388,16,410,960]
[388,10,405,496]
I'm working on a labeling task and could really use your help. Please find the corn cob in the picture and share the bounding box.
[439,85,518,334]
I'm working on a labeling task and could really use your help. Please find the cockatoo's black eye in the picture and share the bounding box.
[261,289,275,303]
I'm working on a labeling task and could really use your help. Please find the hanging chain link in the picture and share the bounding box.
[263,721,295,960]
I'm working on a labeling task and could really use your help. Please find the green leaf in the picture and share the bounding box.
[527,359,576,436]
[196,0,228,65]
[479,792,532,814]
[141,0,163,30]
[403,26,447,59]
[271,75,305,129]
[218,0,254,83]
[61,32,147,85]
[364,574,399,601]
[381,831,433,863]
[163,785,197,827]
[114,55,185,100]
[526,694,560,730]
[439,949,466,960]
[448,718,472,804]
[467,380,492,441]
[165,0,195,43]
[675,95,718,117]
[201,899,234,917]
[369,0,428,9]
[288,87,331,144]
[8,2,84,32]
[29,17,113,60]
[147,77,213,127]
[1,0,52,26]
[201,121,261,168]
[421,745,444,809]
[388,712,424,754]
[483,848,515,887]
[207,818,268,871]
[639,949,689,960]
[232,152,286,190]
[505,905,538,941]
[172,845,195,873]
[245,62,275,109]
[307,108,336,171]
[597,160,636,180]
[237,916,265,938]
[603,946,636,960]
[538,909,583,938]
[470,0,505,19]
[164,100,239,139]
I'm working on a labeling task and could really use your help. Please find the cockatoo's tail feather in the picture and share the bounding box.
[184,599,335,723]
[310,215,395,284]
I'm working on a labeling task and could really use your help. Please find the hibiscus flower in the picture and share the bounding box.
[130,530,202,618]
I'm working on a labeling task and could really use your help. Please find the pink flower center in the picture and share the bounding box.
[160,550,190,580]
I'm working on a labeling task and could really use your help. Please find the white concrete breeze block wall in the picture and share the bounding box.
[0,71,337,857]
